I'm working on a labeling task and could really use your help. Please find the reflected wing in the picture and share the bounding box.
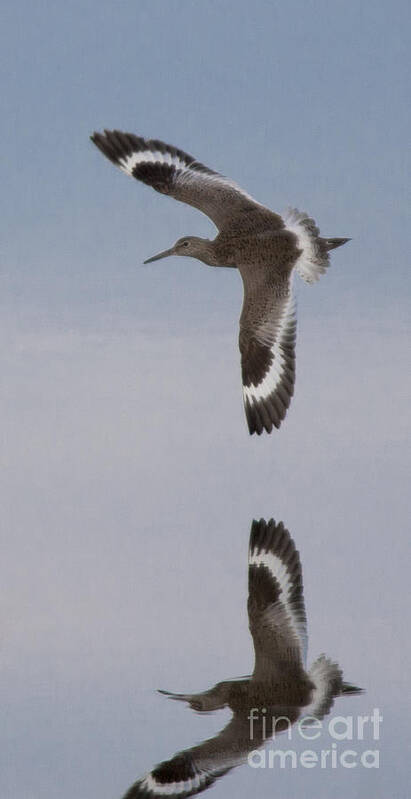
[121,713,257,799]
[248,519,307,681]
[239,271,296,435]
[91,130,283,232]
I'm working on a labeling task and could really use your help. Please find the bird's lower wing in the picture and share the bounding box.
[248,519,308,682]
[91,130,282,233]
[239,270,296,435]
[121,714,257,798]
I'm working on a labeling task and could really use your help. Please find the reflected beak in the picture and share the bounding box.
[143,247,175,264]
[158,689,189,702]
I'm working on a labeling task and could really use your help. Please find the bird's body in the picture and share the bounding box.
[121,519,361,799]
[91,130,349,435]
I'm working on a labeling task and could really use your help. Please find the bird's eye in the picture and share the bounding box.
[183,241,189,247]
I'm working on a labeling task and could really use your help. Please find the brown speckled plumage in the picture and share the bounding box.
[91,130,349,435]
[120,518,361,798]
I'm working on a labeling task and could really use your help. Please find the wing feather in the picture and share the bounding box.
[248,519,307,680]
[121,714,253,798]
[239,272,296,435]
[91,130,283,232]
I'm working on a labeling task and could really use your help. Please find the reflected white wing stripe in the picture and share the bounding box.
[249,546,307,665]
[141,772,204,795]
[249,549,293,603]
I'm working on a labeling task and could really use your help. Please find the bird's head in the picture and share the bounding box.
[144,236,215,265]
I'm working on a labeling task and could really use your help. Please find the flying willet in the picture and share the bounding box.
[121,519,361,798]
[91,131,349,435]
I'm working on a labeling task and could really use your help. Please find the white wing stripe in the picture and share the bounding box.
[118,149,188,176]
[249,547,307,664]
[142,772,204,795]
[243,348,285,403]
[117,146,262,206]
[242,291,295,404]
[249,550,293,601]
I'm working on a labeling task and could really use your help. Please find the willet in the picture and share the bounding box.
[91,131,349,435]
[121,519,361,798]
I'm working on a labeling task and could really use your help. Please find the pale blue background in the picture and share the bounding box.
[1,1,410,797]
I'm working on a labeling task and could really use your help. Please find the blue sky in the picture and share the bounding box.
[1,1,410,797]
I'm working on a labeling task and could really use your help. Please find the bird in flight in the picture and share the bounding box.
[91,131,349,435]
[120,518,362,798]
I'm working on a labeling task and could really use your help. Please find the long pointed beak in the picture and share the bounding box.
[143,247,175,264]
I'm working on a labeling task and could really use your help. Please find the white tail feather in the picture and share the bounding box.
[284,207,329,284]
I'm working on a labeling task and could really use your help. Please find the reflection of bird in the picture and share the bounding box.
[91,131,349,435]
[121,519,361,798]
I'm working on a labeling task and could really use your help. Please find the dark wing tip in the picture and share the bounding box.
[245,398,265,435]
[90,129,124,165]
[121,779,148,798]
[121,750,223,799]
[245,386,294,435]
[90,129,146,165]
[249,517,298,563]
[249,518,271,552]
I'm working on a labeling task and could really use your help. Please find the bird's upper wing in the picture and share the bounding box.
[121,712,257,799]
[247,519,308,682]
[91,130,283,232]
[238,265,297,435]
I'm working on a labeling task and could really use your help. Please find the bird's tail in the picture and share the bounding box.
[284,207,349,284]
[324,237,351,251]
[303,655,361,720]
[341,681,364,695]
